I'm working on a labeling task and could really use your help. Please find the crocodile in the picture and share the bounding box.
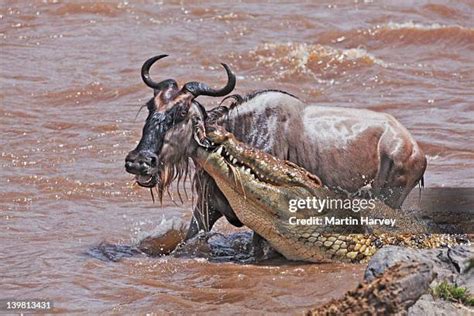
[192,125,460,263]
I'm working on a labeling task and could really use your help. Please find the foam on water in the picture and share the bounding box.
[384,21,470,31]
[243,42,388,82]
[134,216,188,243]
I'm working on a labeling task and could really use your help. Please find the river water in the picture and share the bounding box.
[1,1,473,314]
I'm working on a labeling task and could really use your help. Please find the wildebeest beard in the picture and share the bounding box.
[158,155,192,205]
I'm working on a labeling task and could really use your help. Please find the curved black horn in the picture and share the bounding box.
[183,63,236,97]
[141,54,178,90]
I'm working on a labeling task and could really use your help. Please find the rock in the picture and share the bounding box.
[138,228,186,256]
[87,242,142,262]
[172,231,255,262]
[137,217,188,256]
[365,245,472,285]
[364,244,474,315]
[306,262,435,315]
[408,294,473,316]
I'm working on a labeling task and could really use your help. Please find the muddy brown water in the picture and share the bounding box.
[1,1,473,314]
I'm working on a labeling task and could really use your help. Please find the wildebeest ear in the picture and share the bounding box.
[194,101,208,120]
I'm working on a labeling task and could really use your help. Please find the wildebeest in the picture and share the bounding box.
[125,55,427,241]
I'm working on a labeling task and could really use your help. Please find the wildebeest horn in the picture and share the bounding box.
[141,54,178,90]
[183,63,236,97]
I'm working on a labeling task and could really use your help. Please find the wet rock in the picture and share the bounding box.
[171,232,215,258]
[408,294,472,316]
[137,217,188,256]
[251,232,283,261]
[138,229,186,256]
[306,262,435,315]
[365,245,472,283]
[364,245,473,315]
[86,242,142,262]
[172,231,257,263]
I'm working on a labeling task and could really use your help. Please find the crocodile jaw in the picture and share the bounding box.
[194,146,329,261]
[193,139,345,262]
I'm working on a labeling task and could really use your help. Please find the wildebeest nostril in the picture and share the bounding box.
[138,151,157,167]
[125,151,158,174]
[124,160,137,174]
[125,151,138,164]
[132,151,158,168]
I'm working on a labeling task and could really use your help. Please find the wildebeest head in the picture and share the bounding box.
[125,55,236,197]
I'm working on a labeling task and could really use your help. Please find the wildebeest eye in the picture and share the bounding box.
[179,109,188,118]
[176,103,190,120]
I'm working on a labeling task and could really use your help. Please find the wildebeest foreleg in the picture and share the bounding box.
[185,177,244,240]
[185,197,223,240]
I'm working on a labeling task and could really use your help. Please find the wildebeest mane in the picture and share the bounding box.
[236,89,299,104]
[206,89,299,126]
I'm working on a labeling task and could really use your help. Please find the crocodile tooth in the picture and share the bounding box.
[218,157,225,166]
[229,154,234,161]
[216,146,223,155]
[232,158,237,164]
